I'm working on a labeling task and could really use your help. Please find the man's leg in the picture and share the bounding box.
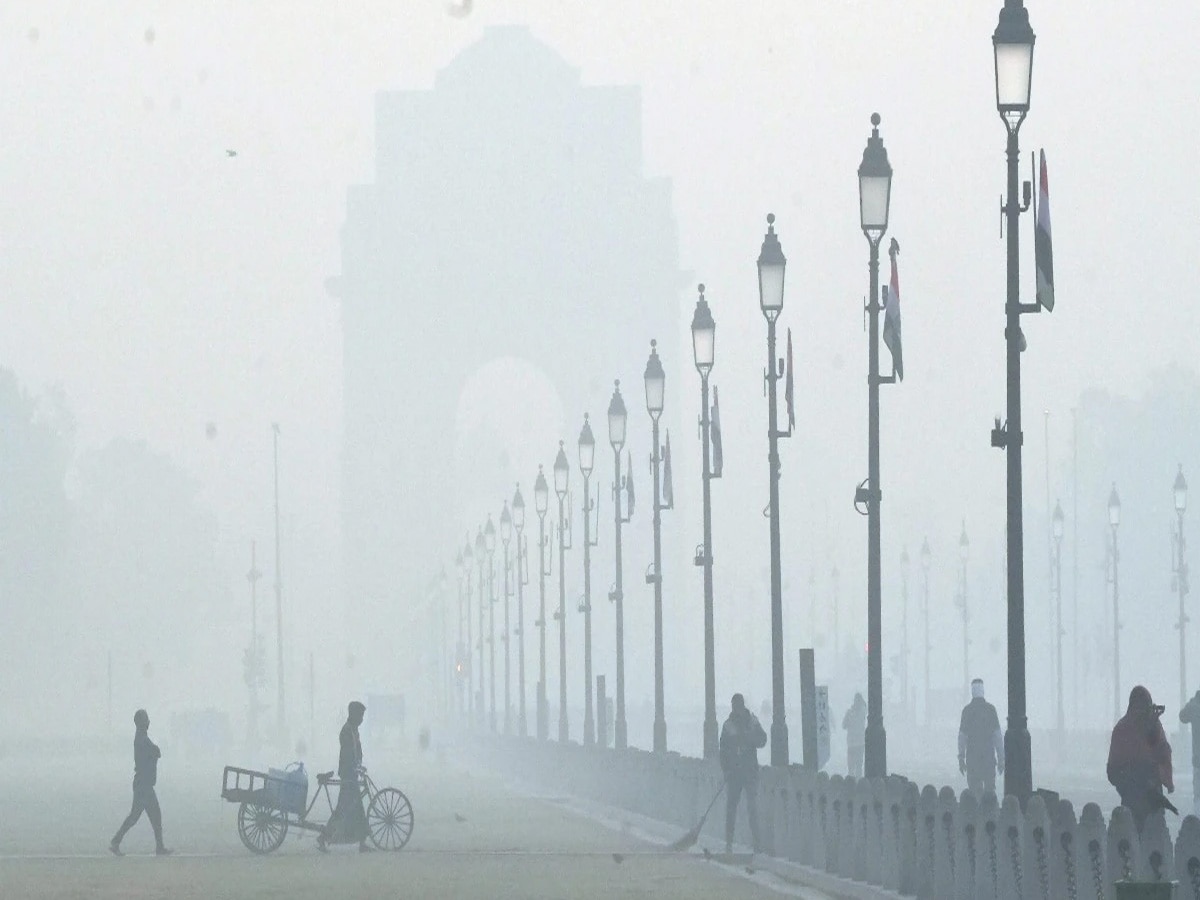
[745,778,761,853]
[143,787,166,850]
[967,771,982,796]
[112,789,146,849]
[725,779,742,853]
[983,772,996,797]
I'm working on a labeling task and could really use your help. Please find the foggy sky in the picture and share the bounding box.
[1,1,1198,740]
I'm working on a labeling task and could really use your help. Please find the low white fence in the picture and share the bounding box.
[484,737,1200,899]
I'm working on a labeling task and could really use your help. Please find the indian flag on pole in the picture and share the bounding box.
[1035,149,1055,312]
[883,237,903,381]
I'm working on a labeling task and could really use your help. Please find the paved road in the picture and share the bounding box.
[0,749,804,899]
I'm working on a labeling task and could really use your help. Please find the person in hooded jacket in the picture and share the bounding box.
[958,679,1003,797]
[1178,688,1200,815]
[1108,685,1175,832]
[719,693,767,855]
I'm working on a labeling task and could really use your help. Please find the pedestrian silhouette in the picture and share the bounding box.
[317,701,371,853]
[842,693,866,778]
[110,709,171,856]
[719,693,766,854]
[959,679,1003,797]
[1108,685,1176,832]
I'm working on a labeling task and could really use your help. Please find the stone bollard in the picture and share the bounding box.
[1022,793,1053,900]
[978,790,1002,900]
[1079,802,1112,900]
[956,789,979,900]
[1142,813,1175,884]
[998,795,1025,900]
[917,784,938,900]
[1109,806,1143,886]
[1048,799,1080,900]
[935,786,960,900]
[1172,815,1200,900]
[1114,882,1178,899]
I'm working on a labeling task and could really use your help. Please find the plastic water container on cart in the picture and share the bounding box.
[266,762,308,815]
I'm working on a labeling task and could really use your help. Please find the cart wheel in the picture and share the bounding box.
[367,788,414,850]
[237,801,288,854]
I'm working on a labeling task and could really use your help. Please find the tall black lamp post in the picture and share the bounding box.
[1108,484,1121,721]
[757,214,793,767]
[534,466,551,741]
[1052,500,1065,734]
[857,113,894,777]
[691,284,720,760]
[513,485,529,738]
[485,515,497,733]
[554,442,572,743]
[500,501,513,736]
[578,415,598,746]
[607,382,632,750]
[1174,466,1189,710]
[920,538,931,726]
[644,340,670,753]
[991,0,1037,802]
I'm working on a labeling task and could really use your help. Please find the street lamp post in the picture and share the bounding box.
[1052,500,1065,734]
[462,538,474,722]
[485,516,497,733]
[991,0,1037,802]
[246,542,262,747]
[554,442,572,743]
[271,423,285,743]
[578,415,599,747]
[475,527,486,729]
[513,485,529,738]
[900,547,910,718]
[958,521,970,702]
[500,502,513,736]
[691,284,720,760]
[1109,484,1121,721]
[607,382,632,750]
[757,214,793,767]
[644,340,671,753]
[1174,466,1189,710]
[920,538,931,727]
[857,113,895,778]
[534,467,551,741]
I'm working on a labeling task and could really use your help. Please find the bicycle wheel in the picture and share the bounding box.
[367,788,414,850]
[237,801,288,854]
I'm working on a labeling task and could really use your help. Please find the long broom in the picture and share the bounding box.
[668,781,725,852]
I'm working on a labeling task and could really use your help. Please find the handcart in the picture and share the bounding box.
[220,764,414,854]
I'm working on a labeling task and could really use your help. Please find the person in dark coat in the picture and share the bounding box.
[958,679,1003,797]
[842,693,867,778]
[1108,685,1175,832]
[1179,688,1200,815]
[318,700,371,852]
[110,709,171,856]
[719,693,767,854]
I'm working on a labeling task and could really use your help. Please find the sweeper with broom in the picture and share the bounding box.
[719,693,767,854]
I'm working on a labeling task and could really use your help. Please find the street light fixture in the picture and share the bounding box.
[692,284,721,760]
[533,466,551,741]
[607,381,632,750]
[513,485,528,738]
[1052,499,1065,734]
[1108,483,1121,721]
[485,515,497,733]
[1174,465,1190,710]
[578,414,599,746]
[554,441,572,743]
[758,214,793,767]
[500,501,513,736]
[857,112,895,779]
[645,340,671,753]
[990,0,1040,803]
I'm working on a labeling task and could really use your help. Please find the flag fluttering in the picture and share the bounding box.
[711,386,723,478]
[883,237,904,381]
[625,451,635,518]
[661,431,674,508]
[785,329,795,430]
[1035,149,1055,312]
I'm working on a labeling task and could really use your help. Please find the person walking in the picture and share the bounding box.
[842,693,867,778]
[110,709,172,856]
[958,678,1003,796]
[318,700,372,853]
[1109,685,1175,832]
[1179,688,1200,815]
[719,693,767,855]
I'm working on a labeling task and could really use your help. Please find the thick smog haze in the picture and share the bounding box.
[2,3,1199,898]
